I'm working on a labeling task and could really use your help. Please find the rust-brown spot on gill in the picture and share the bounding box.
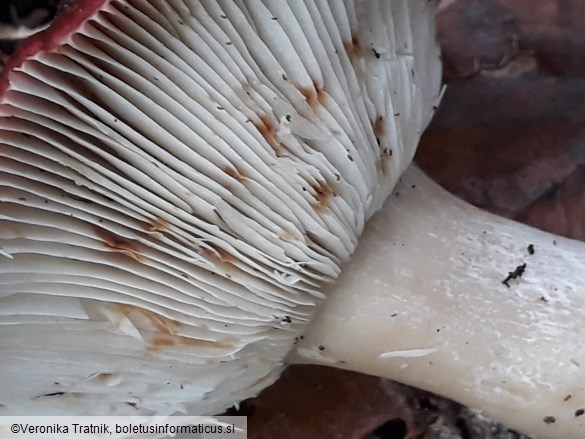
[373,116,385,139]
[148,334,233,350]
[116,304,183,334]
[279,230,297,242]
[344,34,363,62]
[254,115,285,156]
[115,304,232,351]
[299,81,326,108]
[94,373,115,383]
[94,227,143,263]
[146,217,170,232]
[310,180,335,213]
[377,148,392,178]
[223,165,248,182]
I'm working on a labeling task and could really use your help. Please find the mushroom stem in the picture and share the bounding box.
[290,164,585,439]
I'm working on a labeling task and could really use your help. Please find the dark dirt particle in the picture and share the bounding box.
[527,244,535,255]
[575,408,584,417]
[502,263,527,288]
[543,416,556,424]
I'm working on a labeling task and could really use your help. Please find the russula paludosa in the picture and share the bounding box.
[0,1,584,438]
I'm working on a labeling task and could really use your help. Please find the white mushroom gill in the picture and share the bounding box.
[0,0,441,416]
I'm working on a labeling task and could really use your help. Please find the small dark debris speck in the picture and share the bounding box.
[527,244,535,255]
[42,392,65,397]
[281,316,292,324]
[543,416,556,424]
[539,296,549,303]
[318,345,325,351]
[502,263,527,288]
[575,408,584,417]
[390,313,398,317]
[564,394,572,401]
[372,48,381,59]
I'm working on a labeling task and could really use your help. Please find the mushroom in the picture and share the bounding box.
[0,1,583,438]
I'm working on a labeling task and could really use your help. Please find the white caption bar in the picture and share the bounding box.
[0,416,247,439]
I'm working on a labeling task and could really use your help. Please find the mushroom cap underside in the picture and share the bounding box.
[0,0,442,415]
